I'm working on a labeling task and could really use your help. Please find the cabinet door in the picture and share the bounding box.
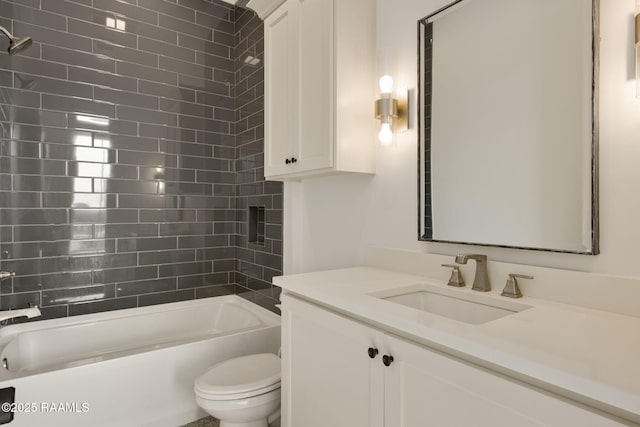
[281,294,383,427]
[264,0,297,177]
[295,0,334,173]
[383,334,628,427]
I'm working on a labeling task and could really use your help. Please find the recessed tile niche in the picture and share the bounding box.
[249,206,266,246]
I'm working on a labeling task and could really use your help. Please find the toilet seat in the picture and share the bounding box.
[195,353,281,401]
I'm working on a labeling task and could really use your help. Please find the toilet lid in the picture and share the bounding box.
[195,353,281,400]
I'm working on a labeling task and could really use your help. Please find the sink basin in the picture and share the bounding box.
[378,287,531,325]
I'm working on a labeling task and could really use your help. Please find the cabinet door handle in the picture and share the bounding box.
[291,157,297,163]
[367,347,379,359]
[285,158,290,164]
[382,355,394,366]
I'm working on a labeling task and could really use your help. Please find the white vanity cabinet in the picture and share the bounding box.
[263,0,376,180]
[281,293,383,427]
[281,294,629,427]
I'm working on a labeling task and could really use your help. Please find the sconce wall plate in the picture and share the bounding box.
[394,89,409,132]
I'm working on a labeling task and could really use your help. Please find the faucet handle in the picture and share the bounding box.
[441,264,465,287]
[501,274,533,299]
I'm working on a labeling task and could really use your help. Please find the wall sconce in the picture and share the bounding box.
[375,50,409,144]
[374,75,408,145]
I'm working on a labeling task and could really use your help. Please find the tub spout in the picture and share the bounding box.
[0,306,41,323]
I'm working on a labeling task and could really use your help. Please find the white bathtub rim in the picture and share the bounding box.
[0,294,279,338]
[0,295,280,379]
[3,324,273,376]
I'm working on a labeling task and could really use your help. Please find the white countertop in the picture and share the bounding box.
[274,266,640,424]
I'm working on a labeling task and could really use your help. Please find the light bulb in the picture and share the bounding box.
[379,75,393,94]
[378,122,393,145]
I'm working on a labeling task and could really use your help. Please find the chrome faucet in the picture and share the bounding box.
[0,305,41,323]
[454,254,490,292]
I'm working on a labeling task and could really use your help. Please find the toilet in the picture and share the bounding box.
[194,353,281,427]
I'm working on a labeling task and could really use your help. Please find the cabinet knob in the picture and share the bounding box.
[382,355,394,367]
[291,157,297,163]
[367,347,379,359]
[285,158,290,165]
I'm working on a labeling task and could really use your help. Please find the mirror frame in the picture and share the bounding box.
[417,0,600,255]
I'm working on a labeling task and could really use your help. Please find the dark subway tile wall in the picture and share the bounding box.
[0,1,282,319]
[232,9,282,313]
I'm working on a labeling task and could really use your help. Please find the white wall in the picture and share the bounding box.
[286,0,640,277]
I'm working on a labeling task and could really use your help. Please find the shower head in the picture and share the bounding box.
[0,26,32,55]
[8,36,32,55]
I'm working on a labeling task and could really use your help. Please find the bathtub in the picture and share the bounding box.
[0,295,281,427]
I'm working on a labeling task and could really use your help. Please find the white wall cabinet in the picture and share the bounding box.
[263,0,376,180]
[281,294,629,427]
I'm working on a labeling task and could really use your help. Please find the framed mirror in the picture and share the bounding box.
[418,0,599,254]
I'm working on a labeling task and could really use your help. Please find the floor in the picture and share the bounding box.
[181,416,219,427]
[182,416,281,427]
